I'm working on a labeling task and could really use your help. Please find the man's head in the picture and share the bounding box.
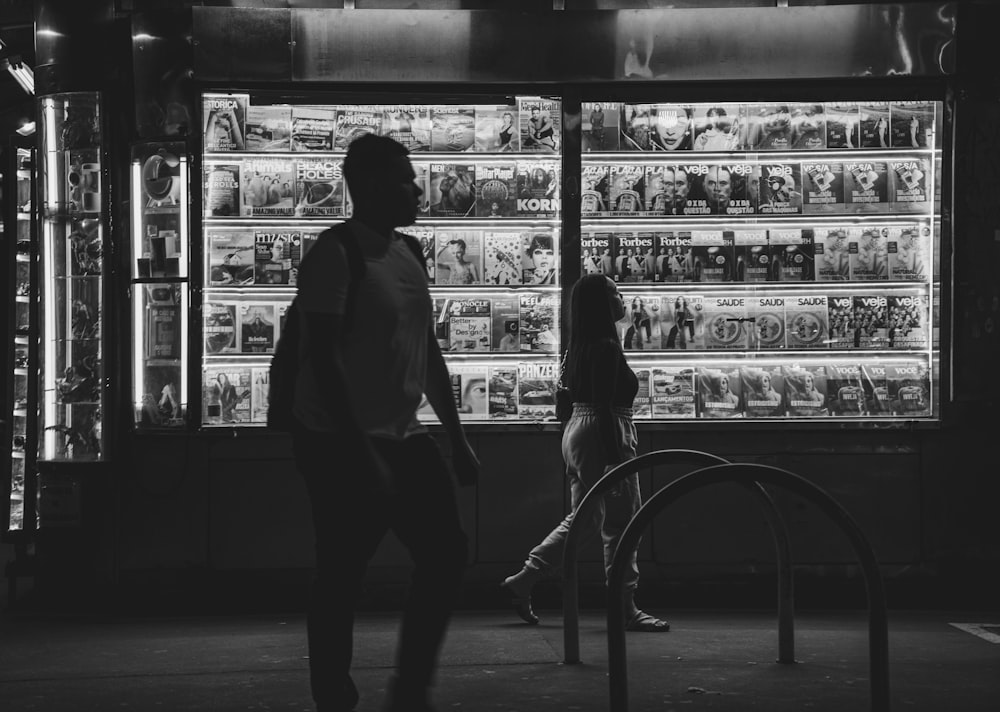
[664,167,691,206]
[704,166,732,209]
[343,134,420,227]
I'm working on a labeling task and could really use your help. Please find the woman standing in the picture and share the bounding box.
[501,274,669,632]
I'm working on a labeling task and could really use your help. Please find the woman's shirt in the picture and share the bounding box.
[569,338,638,464]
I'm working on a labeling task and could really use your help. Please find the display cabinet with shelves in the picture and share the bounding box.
[580,99,941,422]
[199,94,563,426]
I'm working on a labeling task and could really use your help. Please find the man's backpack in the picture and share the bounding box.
[266,225,426,431]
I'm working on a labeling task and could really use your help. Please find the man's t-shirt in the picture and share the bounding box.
[293,220,431,439]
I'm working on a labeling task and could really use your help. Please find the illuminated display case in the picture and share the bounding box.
[5,144,37,531]
[198,93,562,426]
[130,141,189,428]
[38,93,106,459]
[581,99,941,422]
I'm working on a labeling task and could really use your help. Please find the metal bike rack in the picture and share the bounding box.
[606,462,889,712]
[562,449,794,665]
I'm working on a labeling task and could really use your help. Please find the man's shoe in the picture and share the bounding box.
[384,676,436,712]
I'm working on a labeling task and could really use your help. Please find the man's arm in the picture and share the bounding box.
[303,310,393,491]
[423,330,480,486]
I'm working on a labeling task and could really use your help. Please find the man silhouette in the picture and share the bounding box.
[293,134,479,712]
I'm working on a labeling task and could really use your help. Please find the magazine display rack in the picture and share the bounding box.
[5,145,37,530]
[581,100,940,422]
[131,141,189,429]
[38,93,106,459]
[198,93,563,426]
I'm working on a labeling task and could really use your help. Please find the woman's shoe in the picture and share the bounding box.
[625,610,670,632]
[501,568,542,625]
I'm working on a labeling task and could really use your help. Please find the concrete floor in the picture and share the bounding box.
[1,601,998,712]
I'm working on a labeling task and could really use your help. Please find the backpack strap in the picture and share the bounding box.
[397,231,428,274]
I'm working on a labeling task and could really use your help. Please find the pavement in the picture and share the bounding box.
[2,596,999,712]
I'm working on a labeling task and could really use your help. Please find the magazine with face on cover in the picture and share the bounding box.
[475,104,518,153]
[825,362,866,416]
[782,364,829,418]
[450,363,490,420]
[853,293,889,349]
[848,227,889,282]
[887,293,928,350]
[476,162,517,217]
[697,365,744,419]
[741,365,785,418]
[887,225,930,281]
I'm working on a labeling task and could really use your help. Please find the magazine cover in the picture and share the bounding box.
[632,368,651,419]
[844,160,890,213]
[299,228,324,265]
[848,227,889,281]
[517,360,558,419]
[746,103,793,151]
[741,365,785,418]
[430,105,475,152]
[620,103,652,151]
[491,296,521,353]
[483,231,523,286]
[203,366,252,425]
[245,105,292,151]
[825,362,867,416]
[859,102,891,148]
[581,164,609,216]
[278,299,294,333]
[207,230,255,286]
[145,301,181,360]
[888,293,928,350]
[886,361,931,416]
[447,298,491,352]
[475,104,518,153]
[825,102,860,149]
[854,293,889,349]
[290,106,336,151]
[581,232,612,277]
[239,303,276,354]
[450,363,489,420]
[435,230,482,285]
[651,366,697,418]
[613,232,654,283]
[407,228,436,282]
[520,232,558,286]
[203,94,248,152]
[293,157,345,217]
[432,298,450,350]
[827,295,855,349]
[608,164,645,216]
[748,296,786,350]
[890,101,935,149]
[429,163,476,217]
[782,364,829,417]
[203,301,238,355]
[790,103,827,150]
[785,294,829,349]
[703,295,751,350]
[241,157,295,217]
[475,162,517,217]
[689,230,734,282]
[488,366,518,418]
[519,293,559,353]
[801,160,846,214]
[643,165,670,216]
[659,294,705,350]
[518,97,560,153]
[887,225,930,281]
[656,232,694,282]
[814,227,851,281]
[582,101,620,152]
[334,105,383,150]
[204,163,241,217]
[515,160,559,217]
[692,104,744,152]
[705,162,754,216]
[672,162,712,216]
[254,229,301,285]
[383,104,432,152]
[250,367,270,424]
[411,162,430,218]
[755,163,803,215]
[649,104,693,151]
[733,229,769,283]
[889,158,930,213]
[621,294,662,350]
[861,362,893,415]
[697,366,743,419]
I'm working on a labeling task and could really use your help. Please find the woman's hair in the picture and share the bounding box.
[526,234,553,255]
[566,274,619,393]
[448,239,467,251]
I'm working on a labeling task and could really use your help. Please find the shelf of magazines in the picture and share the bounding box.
[8,146,36,530]
[131,142,189,430]
[38,93,106,461]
